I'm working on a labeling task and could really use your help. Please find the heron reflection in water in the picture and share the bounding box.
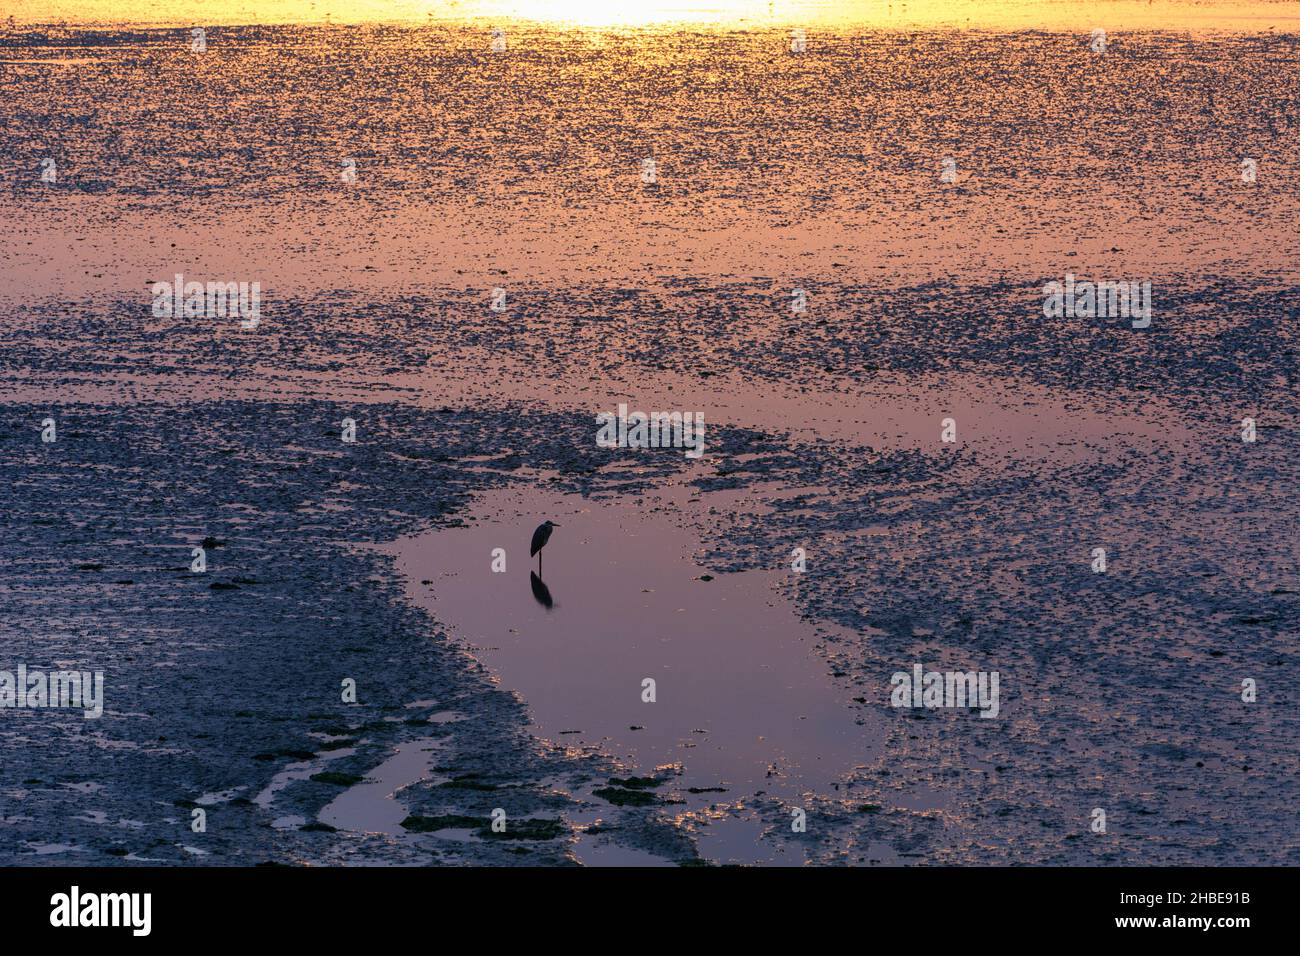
[529,571,553,609]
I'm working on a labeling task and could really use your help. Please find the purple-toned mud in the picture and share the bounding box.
[1,23,1296,865]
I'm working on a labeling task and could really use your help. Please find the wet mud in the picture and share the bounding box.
[1,23,1297,865]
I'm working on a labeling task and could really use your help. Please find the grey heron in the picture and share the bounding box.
[530,520,560,574]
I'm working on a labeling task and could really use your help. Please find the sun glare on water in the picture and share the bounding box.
[14,0,1300,32]
[444,0,806,27]
[14,0,841,29]
[412,0,1300,30]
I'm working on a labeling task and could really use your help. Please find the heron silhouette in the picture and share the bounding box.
[530,520,559,575]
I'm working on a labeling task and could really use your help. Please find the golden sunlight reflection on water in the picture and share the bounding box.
[14,0,1300,30]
